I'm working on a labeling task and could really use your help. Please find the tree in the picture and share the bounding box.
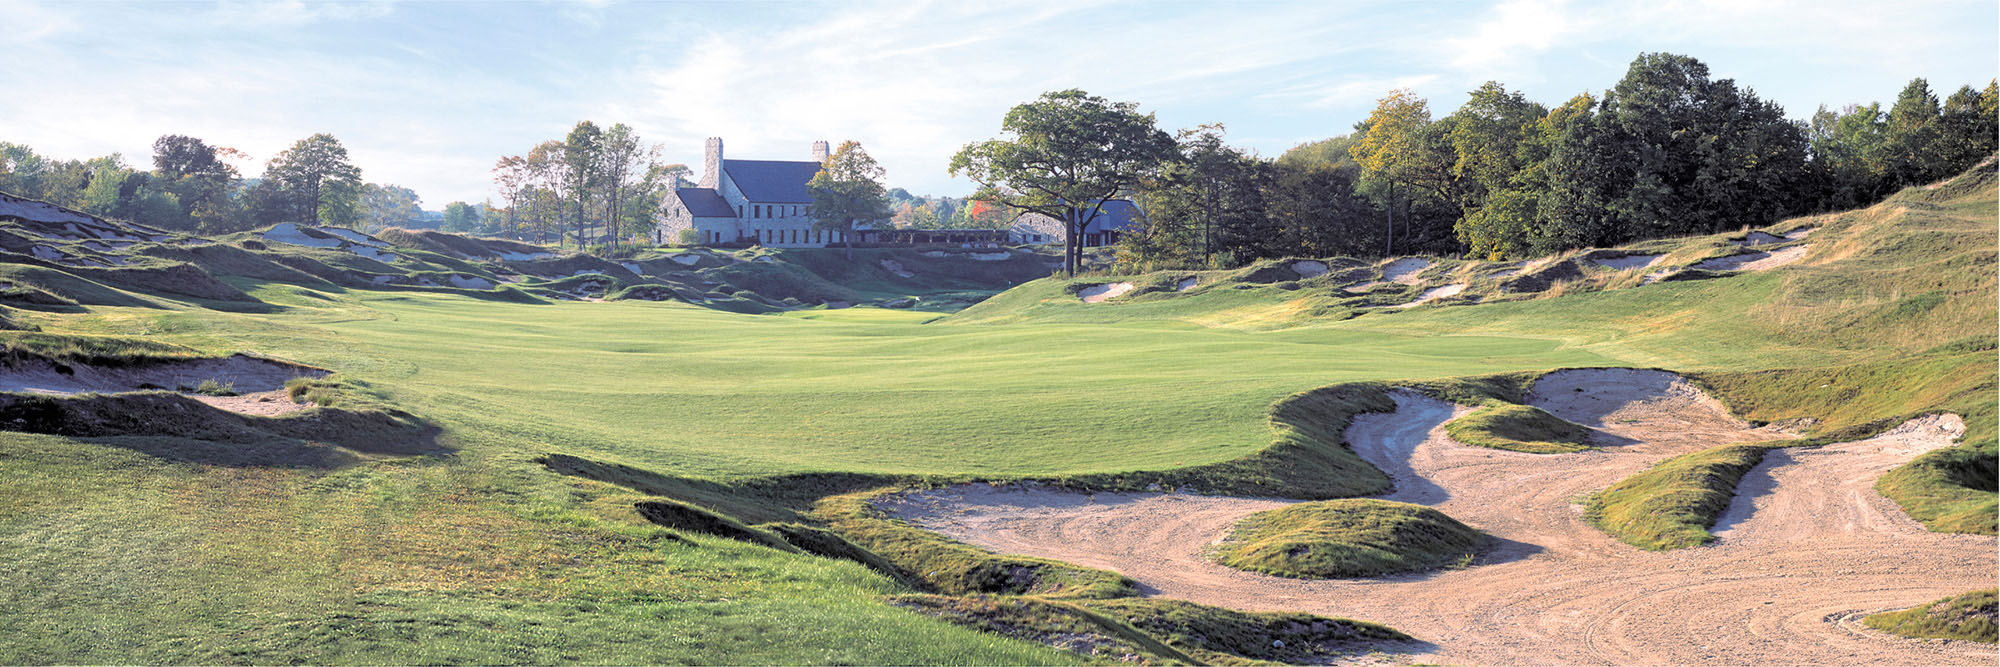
[1126,124,1271,268]
[563,122,602,249]
[359,183,422,231]
[1883,78,1943,185]
[1351,88,1456,255]
[442,201,480,233]
[951,89,1177,274]
[263,133,363,227]
[807,141,892,259]
[1541,53,1809,250]
[1937,83,1996,171]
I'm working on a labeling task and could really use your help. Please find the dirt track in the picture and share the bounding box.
[882,369,1996,665]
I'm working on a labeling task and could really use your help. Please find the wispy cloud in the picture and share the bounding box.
[0,0,1991,204]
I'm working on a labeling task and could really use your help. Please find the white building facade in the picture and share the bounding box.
[658,138,852,248]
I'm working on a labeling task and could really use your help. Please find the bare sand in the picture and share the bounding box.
[883,369,1995,666]
[1078,282,1135,303]
[1379,258,1431,284]
[1392,283,1465,308]
[0,355,327,416]
[1697,244,1810,272]
[1592,254,1661,270]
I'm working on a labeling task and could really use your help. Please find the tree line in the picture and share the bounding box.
[489,121,688,255]
[0,133,457,234]
[1102,53,1996,269]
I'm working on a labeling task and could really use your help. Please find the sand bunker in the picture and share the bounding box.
[669,254,703,265]
[1291,260,1329,278]
[1697,245,1809,272]
[1393,283,1465,308]
[1078,282,1134,303]
[886,370,1993,666]
[1592,254,1661,270]
[0,193,98,226]
[880,259,915,278]
[0,355,328,417]
[447,275,493,290]
[1379,258,1431,284]
[1175,277,1198,292]
[496,250,557,261]
[1734,231,1786,246]
[261,223,344,248]
[321,228,386,247]
[1783,227,1816,240]
[971,252,1011,261]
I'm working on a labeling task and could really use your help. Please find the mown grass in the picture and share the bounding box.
[1210,499,1488,578]
[1583,443,1781,550]
[1443,402,1594,453]
[1864,589,1998,643]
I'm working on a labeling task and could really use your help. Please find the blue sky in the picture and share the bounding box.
[3,0,1994,207]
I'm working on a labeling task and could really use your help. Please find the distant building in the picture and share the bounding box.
[1007,199,1146,247]
[659,138,850,247]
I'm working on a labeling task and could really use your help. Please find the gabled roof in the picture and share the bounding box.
[1083,199,1145,234]
[722,159,821,204]
[1008,200,1147,236]
[674,188,737,218]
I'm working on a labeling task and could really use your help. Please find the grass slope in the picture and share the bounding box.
[1211,499,1488,578]
[1864,589,1998,643]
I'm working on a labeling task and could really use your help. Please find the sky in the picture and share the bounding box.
[3,0,1995,208]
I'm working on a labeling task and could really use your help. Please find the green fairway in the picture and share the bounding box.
[75,290,1617,480]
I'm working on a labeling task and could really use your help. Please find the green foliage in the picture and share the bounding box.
[1211,499,1487,578]
[1584,443,1773,550]
[1444,402,1594,453]
[263,133,363,228]
[806,141,892,256]
[1864,589,1998,643]
[951,89,1177,273]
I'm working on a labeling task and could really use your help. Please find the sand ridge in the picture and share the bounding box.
[883,369,1995,666]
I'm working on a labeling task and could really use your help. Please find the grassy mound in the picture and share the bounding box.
[633,499,797,552]
[1084,597,1409,664]
[1051,383,1398,498]
[1584,443,1775,550]
[896,594,1412,665]
[812,489,1138,599]
[1864,589,1998,643]
[1444,402,1594,453]
[1211,498,1487,578]
[893,595,1187,664]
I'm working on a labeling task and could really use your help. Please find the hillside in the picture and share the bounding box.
[0,162,1991,664]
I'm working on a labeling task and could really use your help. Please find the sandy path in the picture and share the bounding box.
[883,370,1995,665]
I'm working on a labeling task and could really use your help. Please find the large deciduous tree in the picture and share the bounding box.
[951,89,1177,274]
[264,133,363,227]
[807,140,891,259]
[563,121,602,249]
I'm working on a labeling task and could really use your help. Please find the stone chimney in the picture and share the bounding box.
[701,137,723,189]
[811,140,829,163]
